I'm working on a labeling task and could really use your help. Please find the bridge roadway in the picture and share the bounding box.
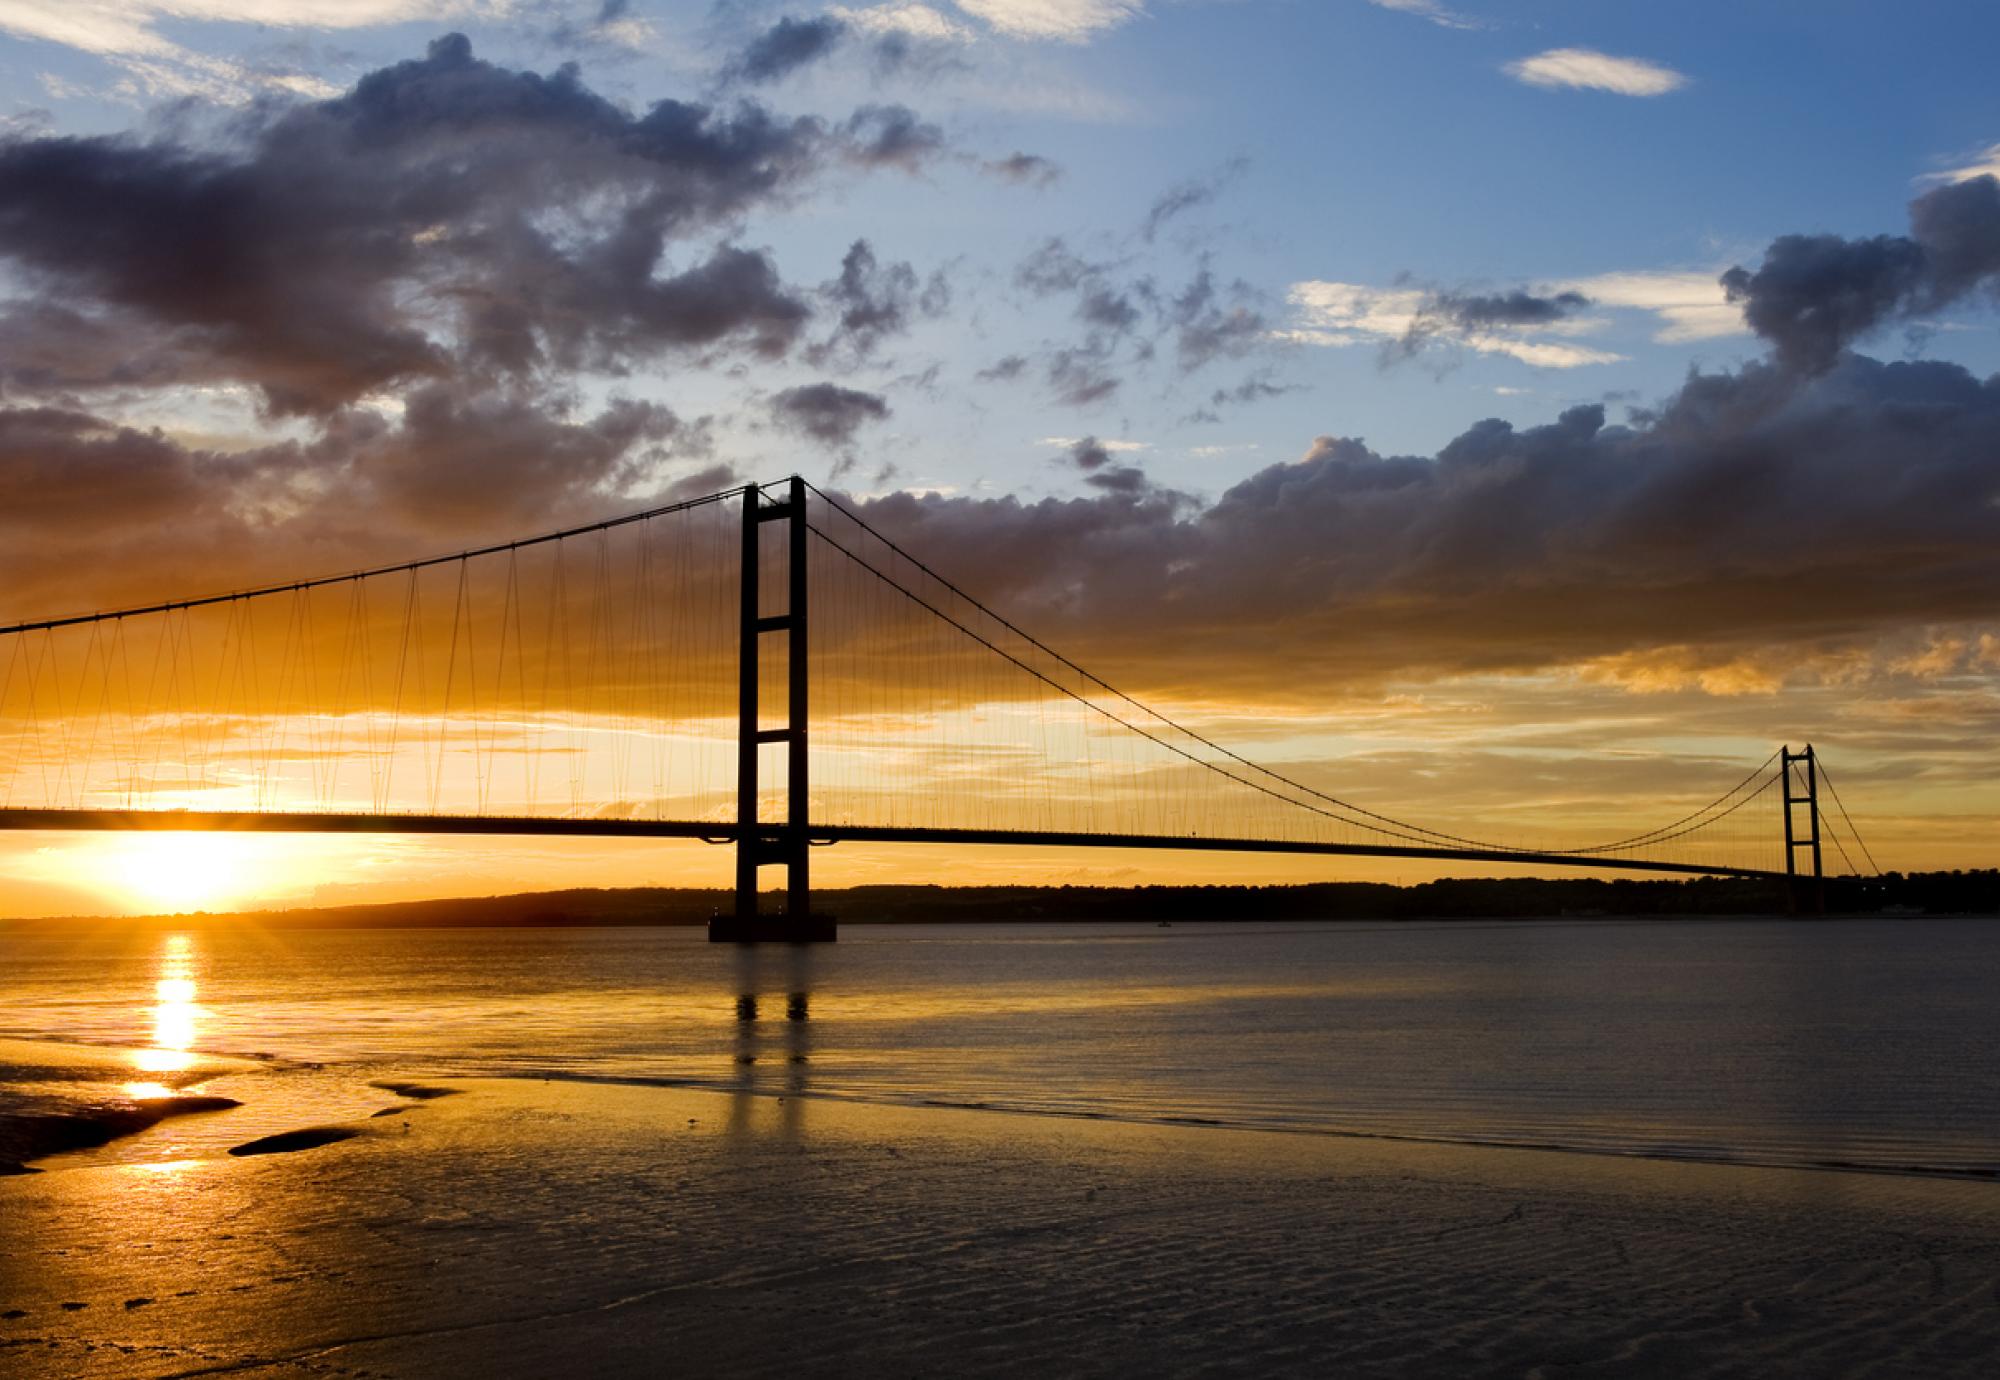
[0,809,1788,881]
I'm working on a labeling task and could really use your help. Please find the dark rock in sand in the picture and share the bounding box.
[228,1127,361,1157]
[370,1081,462,1101]
[0,1095,242,1170]
[147,1095,241,1115]
[123,1297,152,1309]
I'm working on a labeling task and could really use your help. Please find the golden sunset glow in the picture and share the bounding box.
[0,7,1989,922]
[101,834,269,915]
[0,6,1995,1379]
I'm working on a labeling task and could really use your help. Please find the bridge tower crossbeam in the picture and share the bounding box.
[1781,743,1825,915]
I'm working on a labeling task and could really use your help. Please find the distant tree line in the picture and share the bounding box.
[8,870,1996,928]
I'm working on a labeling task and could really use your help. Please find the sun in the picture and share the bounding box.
[99,833,271,915]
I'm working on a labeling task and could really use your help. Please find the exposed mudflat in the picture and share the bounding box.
[4,1075,1998,1378]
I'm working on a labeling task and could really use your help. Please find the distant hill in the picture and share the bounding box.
[4,870,1994,928]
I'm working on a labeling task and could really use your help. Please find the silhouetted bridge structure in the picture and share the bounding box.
[0,479,1878,939]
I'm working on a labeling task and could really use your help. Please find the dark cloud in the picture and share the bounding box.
[1389,286,1592,364]
[1047,351,1119,407]
[0,34,948,415]
[0,382,717,613]
[1079,286,1143,334]
[1183,372,1300,424]
[1014,237,1100,296]
[1015,237,1158,333]
[1014,241,1280,404]
[0,33,997,621]
[728,15,847,85]
[1436,289,1591,329]
[345,382,695,530]
[1085,464,1150,494]
[482,242,811,375]
[1061,434,1154,495]
[838,353,2000,696]
[810,238,947,364]
[0,108,51,138]
[659,459,740,501]
[1140,157,1248,243]
[866,29,973,82]
[1170,268,1267,371]
[1011,239,1152,405]
[0,406,244,532]
[977,354,1029,382]
[1723,175,2000,375]
[982,152,1060,187]
[1066,436,1113,472]
[840,103,946,172]
[769,382,890,446]
[0,301,236,397]
[544,0,642,52]
[0,125,442,414]
[893,359,944,398]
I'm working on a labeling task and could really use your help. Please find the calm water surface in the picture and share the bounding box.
[3,918,1996,1175]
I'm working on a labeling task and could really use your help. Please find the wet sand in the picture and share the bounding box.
[3,1077,1999,1378]
[0,1039,262,1176]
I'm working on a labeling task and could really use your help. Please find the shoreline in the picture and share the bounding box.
[505,1069,2000,1186]
[8,1032,1998,1186]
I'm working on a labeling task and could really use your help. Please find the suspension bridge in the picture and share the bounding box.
[0,478,1878,940]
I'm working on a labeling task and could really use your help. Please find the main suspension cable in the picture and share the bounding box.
[802,480,1783,859]
[1815,760,1882,876]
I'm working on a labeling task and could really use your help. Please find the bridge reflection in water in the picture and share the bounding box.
[728,945,816,1140]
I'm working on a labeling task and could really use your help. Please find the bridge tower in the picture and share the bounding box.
[1780,744,1824,915]
[710,477,835,943]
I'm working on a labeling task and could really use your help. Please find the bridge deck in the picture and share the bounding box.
[0,809,1789,881]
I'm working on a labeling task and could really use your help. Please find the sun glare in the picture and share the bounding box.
[101,833,267,914]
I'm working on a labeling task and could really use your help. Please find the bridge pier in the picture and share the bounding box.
[710,477,835,944]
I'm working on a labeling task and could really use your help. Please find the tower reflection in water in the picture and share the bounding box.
[727,945,816,1139]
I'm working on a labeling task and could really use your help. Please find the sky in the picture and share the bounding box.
[0,0,1995,916]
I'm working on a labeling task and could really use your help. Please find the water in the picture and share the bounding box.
[3,917,1997,1177]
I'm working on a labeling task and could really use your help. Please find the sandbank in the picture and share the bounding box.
[3,1075,1998,1377]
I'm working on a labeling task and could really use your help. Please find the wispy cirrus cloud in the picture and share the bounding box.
[0,1,490,57]
[1281,281,1625,369]
[1042,435,1147,451]
[1504,48,1688,97]
[1282,268,1751,363]
[1365,0,1481,31]
[830,3,977,43]
[952,0,1144,43]
[1555,270,1747,343]
[1926,141,2000,186]
[0,0,490,101]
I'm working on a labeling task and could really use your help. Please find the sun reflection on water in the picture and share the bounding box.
[131,932,203,1084]
[131,1158,202,1176]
